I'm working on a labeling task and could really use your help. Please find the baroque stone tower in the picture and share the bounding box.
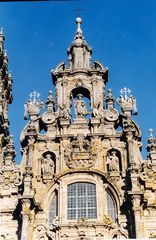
[1,18,156,240]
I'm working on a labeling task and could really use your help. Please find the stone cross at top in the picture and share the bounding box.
[74,8,83,17]
[29,91,40,103]
[120,87,131,100]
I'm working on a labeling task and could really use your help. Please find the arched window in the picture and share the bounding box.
[67,182,97,220]
[49,190,58,224]
[107,192,116,222]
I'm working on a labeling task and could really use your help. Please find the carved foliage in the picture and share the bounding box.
[33,225,55,240]
[0,168,22,191]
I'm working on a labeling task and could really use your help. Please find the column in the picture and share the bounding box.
[21,199,31,240]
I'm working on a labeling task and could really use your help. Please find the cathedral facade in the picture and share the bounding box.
[0,18,156,240]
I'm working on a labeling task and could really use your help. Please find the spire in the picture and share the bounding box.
[0,27,5,50]
[67,17,92,70]
[147,128,156,154]
[147,129,156,170]
[76,17,83,37]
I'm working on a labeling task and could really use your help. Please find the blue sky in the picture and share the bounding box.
[0,0,156,163]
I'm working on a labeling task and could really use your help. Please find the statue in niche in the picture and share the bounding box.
[42,154,55,175]
[72,93,87,118]
[58,104,71,119]
[107,151,119,172]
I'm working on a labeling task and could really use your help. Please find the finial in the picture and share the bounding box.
[24,91,44,120]
[147,128,156,159]
[106,88,115,109]
[117,87,137,116]
[9,71,12,78]
[46,90,54,105]
[0,28,3,34]
[149,128,154,139]
[29,90,40,104]
[120,87,131,100]
[76,17,83,36]
[46,90,55,113]
[4,50,7,57]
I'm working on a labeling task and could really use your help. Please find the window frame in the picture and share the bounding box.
[49,190,58,224]
[107,191,117,223]
[67,182,97,220]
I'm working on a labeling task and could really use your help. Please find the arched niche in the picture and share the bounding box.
[41,151,56,175]
[106,149,122,173]
[71,86,90,99]
[70,87,91,119]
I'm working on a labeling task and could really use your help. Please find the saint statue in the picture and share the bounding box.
[42,154,54,175]
[107,151,119,172]
[73,94,87,118]
[59,104,70,119]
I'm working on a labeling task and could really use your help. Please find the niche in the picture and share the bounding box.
[41,151,56,176]
[107,149,122,173]
[70,87,91,120]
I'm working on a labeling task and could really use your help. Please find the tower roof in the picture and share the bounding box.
[52,18,108,83]
[67,17,92,70]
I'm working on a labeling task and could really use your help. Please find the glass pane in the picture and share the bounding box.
[67,182,97,220]
[49,191,58,224]
[107,192,116,222]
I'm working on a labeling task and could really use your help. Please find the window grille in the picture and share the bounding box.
[67,182,97,219]
[49,191,58,224]
[107,192,116,222]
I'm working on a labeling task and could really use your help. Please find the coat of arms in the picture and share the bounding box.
[64,134,96,169]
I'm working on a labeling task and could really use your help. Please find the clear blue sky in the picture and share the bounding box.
[0,0,156,163]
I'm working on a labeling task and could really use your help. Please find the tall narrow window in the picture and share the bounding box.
[49,190,58,224]
[107,192,116,222]
[67,182,97,220]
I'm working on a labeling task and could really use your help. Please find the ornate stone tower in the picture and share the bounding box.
[1,18,156,240]
[0,29,20,239]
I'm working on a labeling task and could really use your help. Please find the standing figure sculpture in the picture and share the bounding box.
[73,94,87,118]
[42,154,55,175]
[107,151,119,172]
[59,104,70,120]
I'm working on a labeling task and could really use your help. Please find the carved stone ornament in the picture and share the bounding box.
[42,111,56,124]
[140,171,150,182]
[140,172,156,191]
[33,225,48,240]
[103,214,112,225]
[33,224,56,240]
[0,168,22,190]
[107,150,120,172]
[64,134,96,169]
[149,232,156,238]
[0,235,16,240]
[41,154,55,175]
[105,108,119,122]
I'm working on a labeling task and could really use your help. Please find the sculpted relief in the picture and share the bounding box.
[64,134,96,169]
[107,150,120,172]
[42,153,55,176]
[72,93,88,118]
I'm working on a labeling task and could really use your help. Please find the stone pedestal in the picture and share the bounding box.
[91,118,100,133]
[60,119,70,135]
